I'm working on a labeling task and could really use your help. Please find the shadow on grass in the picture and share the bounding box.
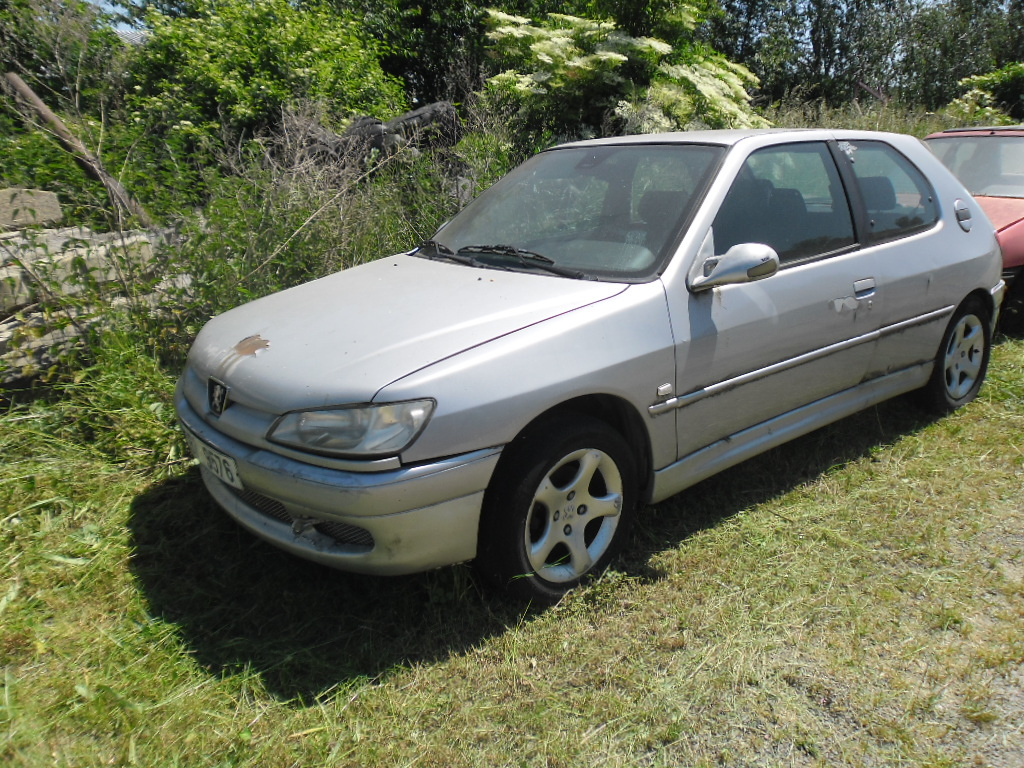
[128,395,938,701]
[127,469,524,701]
[997,299,1024,339]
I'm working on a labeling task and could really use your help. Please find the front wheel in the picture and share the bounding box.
[921,297,991,413]
[477,415,638,604]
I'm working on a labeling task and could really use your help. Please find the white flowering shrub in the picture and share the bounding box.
[482,9,768,138]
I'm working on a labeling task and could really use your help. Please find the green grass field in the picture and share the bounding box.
[2,318,1022,767]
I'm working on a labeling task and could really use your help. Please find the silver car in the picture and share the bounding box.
[176,129,1004,602]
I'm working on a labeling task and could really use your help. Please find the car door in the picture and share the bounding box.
[832,137,946,377]
[662,140,884,461]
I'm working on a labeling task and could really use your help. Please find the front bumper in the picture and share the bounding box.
[176,385,502,575]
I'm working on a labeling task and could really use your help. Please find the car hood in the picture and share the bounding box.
[975,196,1024,269]
[188,254,628,411]
[974,196,1024,232]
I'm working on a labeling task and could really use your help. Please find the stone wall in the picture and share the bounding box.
[1,189,164,385]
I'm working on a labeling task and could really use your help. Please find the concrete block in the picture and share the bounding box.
[0,189,63,229]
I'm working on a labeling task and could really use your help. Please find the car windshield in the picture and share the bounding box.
[426,143,724,280]
[926,135,1024,198]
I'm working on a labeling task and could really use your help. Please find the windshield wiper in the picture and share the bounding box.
[457,244,592,280]
[414,239,488,268]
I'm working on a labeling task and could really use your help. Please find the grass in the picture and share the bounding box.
[2,321,1023,767]
[1,105,1022,766]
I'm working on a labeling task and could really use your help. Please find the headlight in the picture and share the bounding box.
[267,400,435,458]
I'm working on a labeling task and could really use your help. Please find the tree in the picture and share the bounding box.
[900,0,1007,108]
[354,0,488,106]
[708,0,1021,107]
[1,0,126,111]
[347,0,726,106]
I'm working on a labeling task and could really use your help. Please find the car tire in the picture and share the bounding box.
[476,414,637,604]
[921,296,991,413]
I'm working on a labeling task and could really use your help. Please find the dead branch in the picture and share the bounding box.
[2,71,154,227]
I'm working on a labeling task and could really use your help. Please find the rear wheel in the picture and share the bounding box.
[477,415,637,603]
[921,297,990,413]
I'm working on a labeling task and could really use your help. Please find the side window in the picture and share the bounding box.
[842,140,938,243]
[712,142,856,264]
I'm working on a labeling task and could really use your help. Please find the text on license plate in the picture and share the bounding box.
[185,429,243,490]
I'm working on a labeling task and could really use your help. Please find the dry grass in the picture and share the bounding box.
[765,100,963,137]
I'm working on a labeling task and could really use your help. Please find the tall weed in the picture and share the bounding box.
[161,103,526,335]
[765,99,963,136]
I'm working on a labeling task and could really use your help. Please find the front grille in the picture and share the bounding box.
[315,521,375,549]
[224,485,374,552]
[234,487,289,522]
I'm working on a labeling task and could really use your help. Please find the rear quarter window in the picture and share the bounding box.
[842,140,939,244]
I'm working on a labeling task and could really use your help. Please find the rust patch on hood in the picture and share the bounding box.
[234,334,270,356]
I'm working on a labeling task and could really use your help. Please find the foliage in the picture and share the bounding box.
[359,0,489,105]
[706,0,1022,108]
[482,9,767,142]
[0,0,211,227]
[0,0,127,111]
[898,0,1012,109]
[950,62,1024,123]
[493,0,714,39]
[764,98,959,137]
[129,0,407,143]
[0,110,213,228]
[0,0,139,226]
[52,331,186,472]
[153,103,516,346]
[0,113,111,226]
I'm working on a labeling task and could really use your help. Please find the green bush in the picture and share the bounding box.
[0,111,212,228]
[0,0,139,228]
[130,0,407,143]
[950,62,1024,123]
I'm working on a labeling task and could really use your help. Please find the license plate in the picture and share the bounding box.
[185,427,243,490]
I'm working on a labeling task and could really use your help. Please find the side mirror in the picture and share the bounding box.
[689,242,780,292]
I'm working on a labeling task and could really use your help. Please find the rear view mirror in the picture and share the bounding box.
[689,242,779,292]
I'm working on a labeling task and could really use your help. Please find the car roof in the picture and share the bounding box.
[554,128,917,150]
[925,126,1024,139]
[557,129,807,148]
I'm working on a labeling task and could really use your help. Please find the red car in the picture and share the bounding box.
[925,126,1024,300]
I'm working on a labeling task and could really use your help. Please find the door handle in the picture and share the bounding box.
[854,278,876,298]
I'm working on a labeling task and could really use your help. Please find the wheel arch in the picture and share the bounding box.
[960,287,999,338]
[494,394,655,503]
[476,394,651,601]
[964,287,997,321]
